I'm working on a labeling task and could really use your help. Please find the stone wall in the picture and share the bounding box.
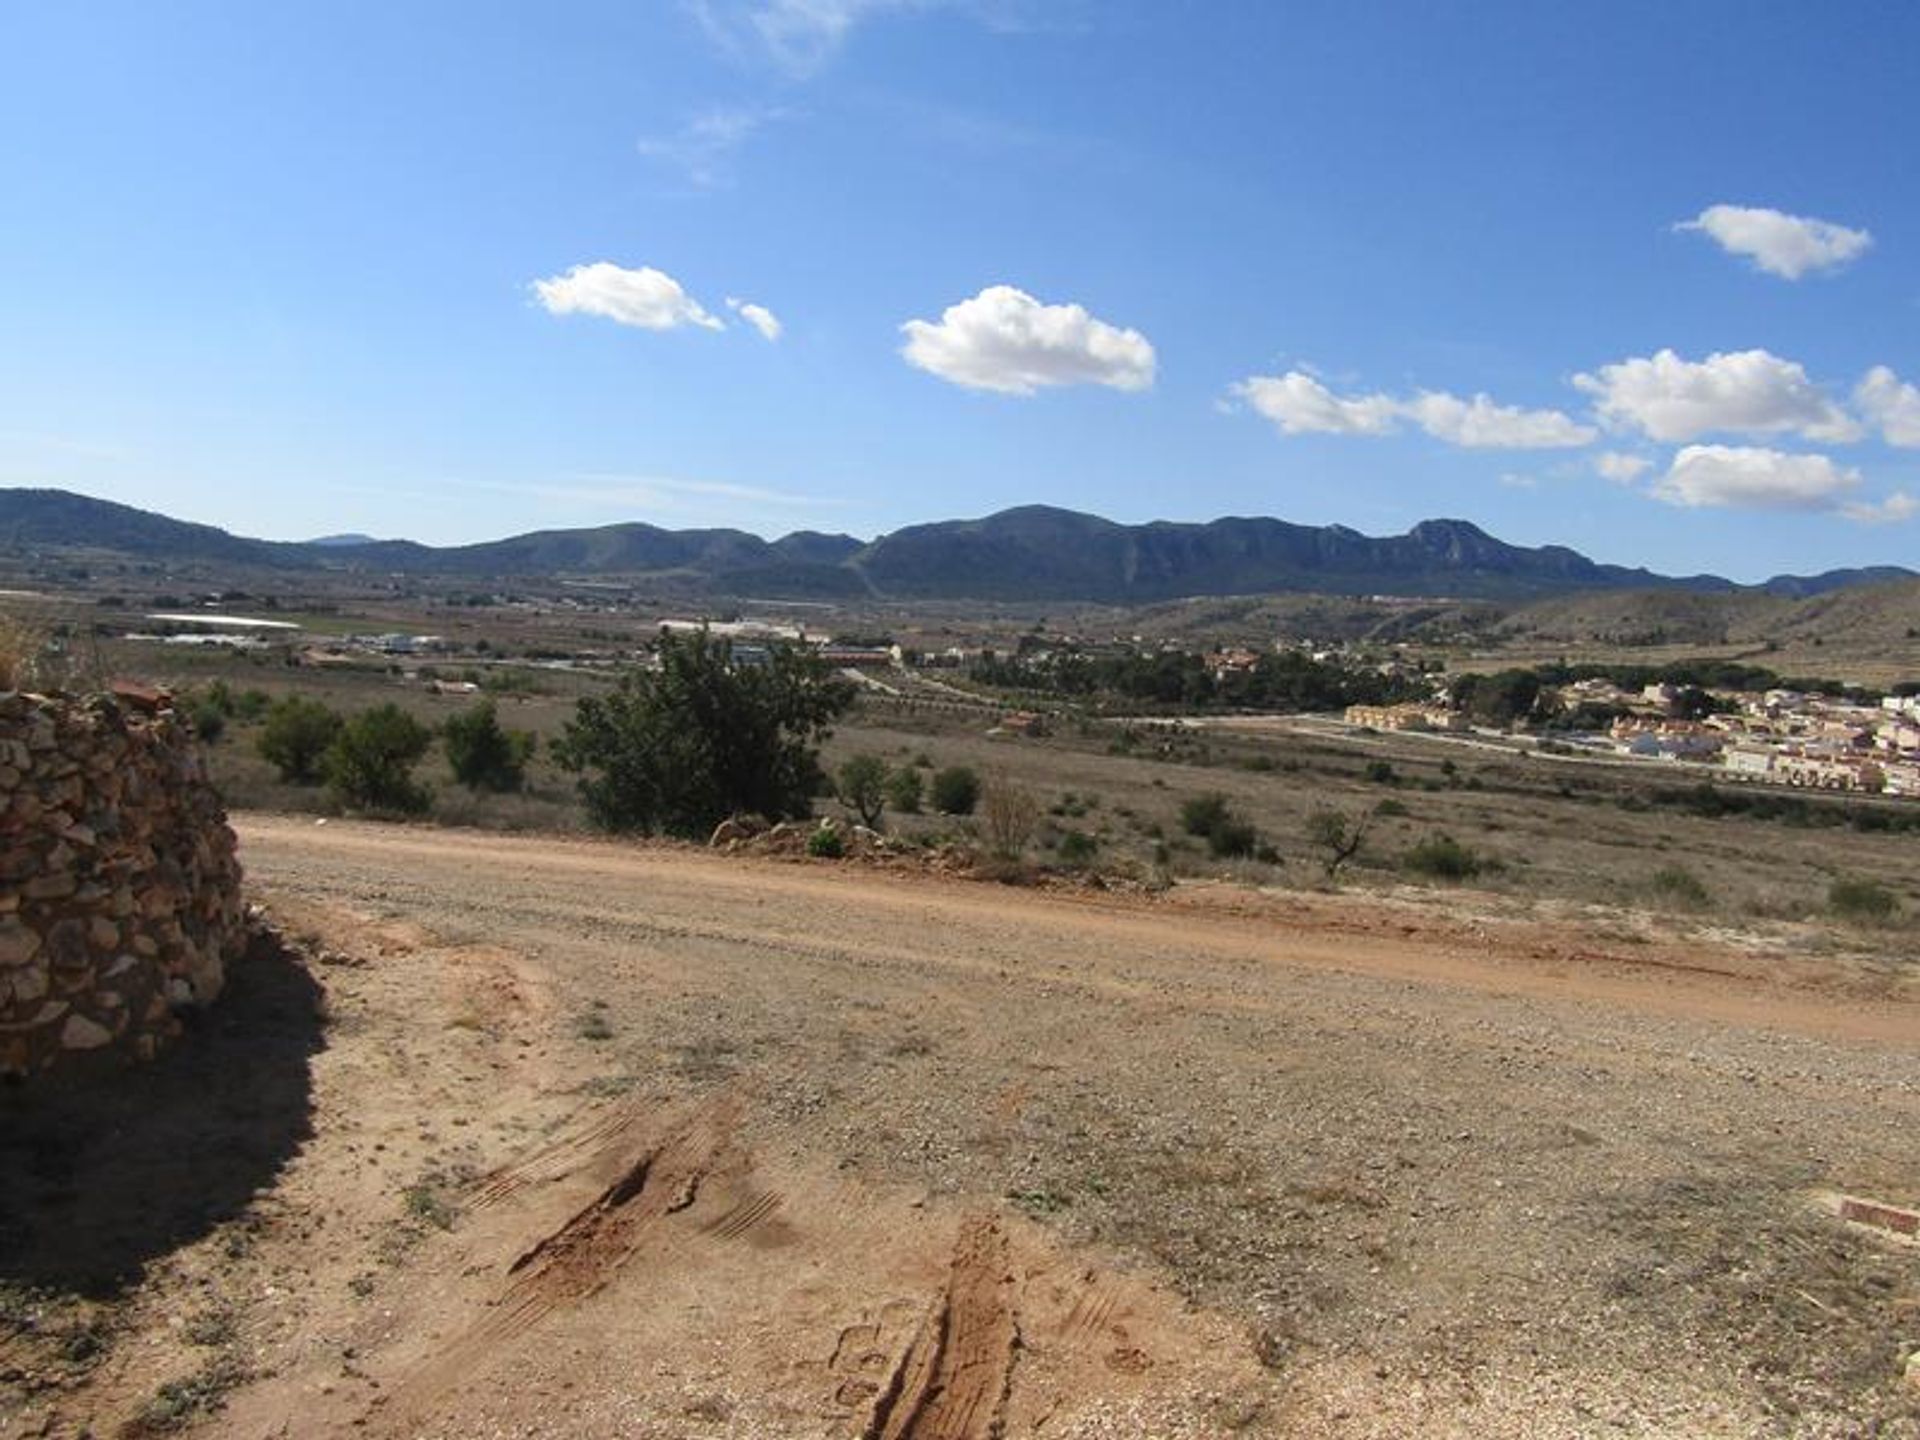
[0,686,245,1079]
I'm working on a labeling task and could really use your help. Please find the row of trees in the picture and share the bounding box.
[969,646,1425,712]
[256,695,533,813]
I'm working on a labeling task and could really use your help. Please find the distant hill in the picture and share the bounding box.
[1,487,1912,606]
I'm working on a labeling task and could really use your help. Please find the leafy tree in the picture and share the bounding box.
[442,698,534,792]
[553,630,854,837]
[1307,804,1376,879]
[325,703,433,814]
[930,765,981,816]
[885,765,923,814]
[258,695,343,784]
[837,753,890,829]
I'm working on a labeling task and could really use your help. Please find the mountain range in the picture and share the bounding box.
[1,487,1911,605]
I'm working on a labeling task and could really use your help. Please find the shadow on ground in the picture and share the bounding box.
[0,929,324,1296]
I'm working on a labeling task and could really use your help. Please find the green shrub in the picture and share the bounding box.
[1650,864,1710,909]
[553,630,853,837]
[1402,833,1482,882]
[1828,876,1899,924]
[442,699,533,792]
[930,765,981,815]
[885,765,923,814]
[189,700,227,744]
[1056,830,1098,866]
[1180,792,1232,838]
[325,704,433,814]
[836,753,890,828]
[1364,759,1397,784]
[1181,791,1261,858]
[1207,817,1258,859]
[806,824,845,858]
[258,695,343,784]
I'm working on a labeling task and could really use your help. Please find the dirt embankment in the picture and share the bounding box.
[3,815,1916,1438]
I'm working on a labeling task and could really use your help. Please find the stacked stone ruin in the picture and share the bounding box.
[0,686,245,1079]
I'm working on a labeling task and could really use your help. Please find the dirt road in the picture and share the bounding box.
[6,815,1918,1438]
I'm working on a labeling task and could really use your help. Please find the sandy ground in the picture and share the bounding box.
[3,814,1918,1439]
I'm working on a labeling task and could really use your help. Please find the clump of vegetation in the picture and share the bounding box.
[981,772,1040,858]
[1363,759,1397,785]
[1055,829,1098,867]
[0,611,45,689]
[1180,791,1259,859]
[258,695,343,783]
[930,764,981,816]
[1650,864,1711,909]
[806,823,845,859]
[553,630,853,838]
[1827,876,1899,925]
[836,752,890,828]
[885,765,923,814]
[1306,804,1376,880]
[1401,832,1483,882]
[325,703,433,814]
[441,698,535,792]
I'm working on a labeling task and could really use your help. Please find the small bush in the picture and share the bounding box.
[806,824,845,859]
[981,773,1039,858]
[189,701,227,744]
[1056,830,1098,867]
[885,766,923,814]
[1364,759,1397,785]
[1207,817,1258,859]
[1402,833,1482,882]
[1650,864,1710,909]
[931,765,981,815]
[258,695,343,784]
[1828,876,1899,924]
[1374,797,1410,817]
[325,704,433,814]
[1180,793,1232,838]
[442,699,534,793]
[1181,792,1260,859]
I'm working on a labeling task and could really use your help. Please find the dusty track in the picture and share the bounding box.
[7,815,1918,1438]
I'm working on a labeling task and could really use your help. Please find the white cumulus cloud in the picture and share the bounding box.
[1676,204,1872,280]
[1594,452,1653,483]
[726,297,783,341]
[1229,370,1398,436]
[900,285,1155,395]
[1652,445,1861,512]
[1573,348,1860,444]
[532,262,724,332]
[1856,366,1920,447]
[1230,370,1593,448]
[1402,391,1597,449]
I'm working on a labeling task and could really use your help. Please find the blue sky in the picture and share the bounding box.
[3,1,1917,581]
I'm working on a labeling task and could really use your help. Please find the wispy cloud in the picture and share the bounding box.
[636,105,787,189]
[686,0,1067,74]
[524,474,843,520]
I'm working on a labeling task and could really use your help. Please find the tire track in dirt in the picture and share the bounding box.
[863,1214,1020,1440]
[375,1096,743,1433]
